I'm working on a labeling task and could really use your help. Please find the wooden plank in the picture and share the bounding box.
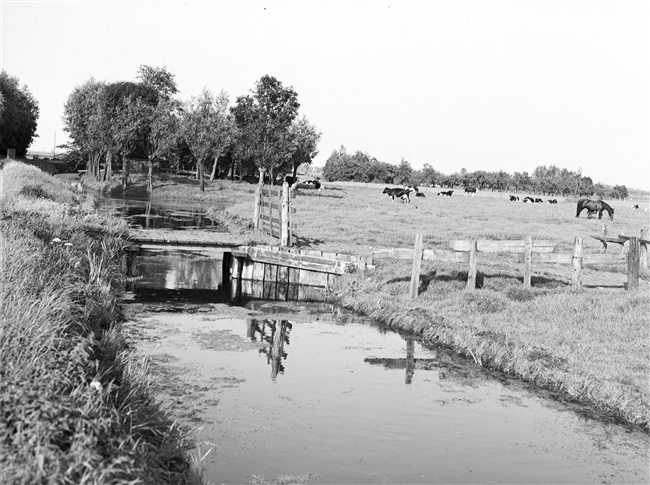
[582,254,627,265]
[422,249,470,263]
[239,246,354,275]
[451,239,557,253]
[263,264,278,299]
[409,232,423,300]
[370,248,415,260]
[523,236,532,288]
[466,240,478,290]
[277,265,289,300]
[531,252,573,264]
[572,236,583,290]
[627,237,640,290]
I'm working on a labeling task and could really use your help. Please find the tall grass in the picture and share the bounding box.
[0,162,200,484]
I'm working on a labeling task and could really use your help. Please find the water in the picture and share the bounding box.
[128,301,649,484]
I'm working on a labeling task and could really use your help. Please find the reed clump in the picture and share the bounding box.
[0,162,199,484]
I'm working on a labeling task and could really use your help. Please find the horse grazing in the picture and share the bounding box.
[576,199,614,220]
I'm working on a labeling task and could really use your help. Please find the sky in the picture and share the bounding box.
[1,0,648,190]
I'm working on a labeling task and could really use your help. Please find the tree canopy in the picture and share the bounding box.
[0,70,39,157]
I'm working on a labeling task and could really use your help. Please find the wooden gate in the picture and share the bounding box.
[253,181,296,246]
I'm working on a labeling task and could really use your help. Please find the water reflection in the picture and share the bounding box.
[248,319,293,380]
[99,197,223,231]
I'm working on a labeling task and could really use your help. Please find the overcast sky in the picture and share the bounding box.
[1,0,648,190]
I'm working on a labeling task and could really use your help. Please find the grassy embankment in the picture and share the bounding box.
[97,173,650,430]
[0,162,202,484]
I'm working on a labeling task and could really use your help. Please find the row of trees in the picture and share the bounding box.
[63,66,321,191]
[323,146,629,199]
[0,71,39,158]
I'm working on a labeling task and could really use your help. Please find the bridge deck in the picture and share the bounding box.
[128,229,247,247]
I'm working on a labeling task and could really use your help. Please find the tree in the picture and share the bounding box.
[181,89,233,192]
[137,65,178,101]
[0,70,39,157]
[396,158,413,185]
[612,184,628,200]
[232,75,300,183]
[287,116,320,178]
[142,99,182,191]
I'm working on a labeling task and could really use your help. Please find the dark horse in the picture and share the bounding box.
[576,199,614,220]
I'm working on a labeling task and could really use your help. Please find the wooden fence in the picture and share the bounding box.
[369,231,648,300]
[253,179,296,246]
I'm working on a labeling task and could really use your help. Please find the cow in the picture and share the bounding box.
[509,195,520,202]
[547,199,558,204]
[437,190,454,197]
[383,187,414,203]
[464,187,478,197]
[632,204,639,209]
[415,192,426,198]
[523,196,535,203]
[304,179,322,190]
[534,198,543,203]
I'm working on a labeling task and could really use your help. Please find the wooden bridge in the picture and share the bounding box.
[127,229,247,248]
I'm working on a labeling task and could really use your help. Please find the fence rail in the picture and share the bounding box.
[369,231,647,300]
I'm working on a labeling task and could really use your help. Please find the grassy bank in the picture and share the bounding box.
[0,162,200,484]
[79,172,649,429]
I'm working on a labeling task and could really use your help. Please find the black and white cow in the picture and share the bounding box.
[464,187,478,197]
[547,199,558,204]
[383,187,414,203]
[632,204,640,209]
[509,195,520,202]
[304,179,322,190]
[523,196,535,203]
[437,190,454,197]
[534,198,543,203]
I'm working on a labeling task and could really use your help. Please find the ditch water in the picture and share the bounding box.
[106,196,649,484]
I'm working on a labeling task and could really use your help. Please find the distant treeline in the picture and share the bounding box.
[323,146,630,199]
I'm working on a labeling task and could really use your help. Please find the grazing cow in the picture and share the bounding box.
[437,190,454,197]
[415,192,426,198]
[383,187,414,203]
[547,199,558,204]
[632,204,639,209]
[523,196,535,203]
[304,179,322,190]
[464,187,478,197]
[534,198,543,203]
[509,195,520,202]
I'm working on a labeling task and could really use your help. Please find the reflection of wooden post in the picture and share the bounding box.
[405,337,415,384]
[640,229,648,271]
[523,236,533,288]
[466,240,478,290]
[281,182,290,247]
[409,232,423,300]
[572,236,583,290]
[253,169,265,229]
[627,237,639,290]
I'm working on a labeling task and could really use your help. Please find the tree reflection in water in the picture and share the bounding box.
[247,319,293,380]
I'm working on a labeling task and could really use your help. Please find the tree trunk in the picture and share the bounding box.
[104,151,113,181]
[210,155,218,181]
[198,160,205,192]
[122,157,130,190]
[147,158,154,193]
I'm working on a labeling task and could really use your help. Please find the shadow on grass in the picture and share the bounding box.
[293,236,326,248]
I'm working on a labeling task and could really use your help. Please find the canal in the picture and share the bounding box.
[108,197,649,484]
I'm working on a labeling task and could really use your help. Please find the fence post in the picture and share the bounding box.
[281,182,290,247]
[466,239,478,290]
[409,232,423,300]
[523,235,533,288]
[572,236,583,290]
[640,229,648,271]
[253,169,265,229]
[627,237,640,290]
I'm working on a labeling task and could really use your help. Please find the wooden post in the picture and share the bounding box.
[409,232,423,300]
[466,239,478,290]
[253,169,265,229]
[523,235,533,288]
[7,148,16,160]
[640,229,648,271]
[281,182,290,247]
[572,236,583,290]
[627,237,640,290]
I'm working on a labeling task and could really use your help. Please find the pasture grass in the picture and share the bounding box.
[1,162,200,484]
[77,172,650,428]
